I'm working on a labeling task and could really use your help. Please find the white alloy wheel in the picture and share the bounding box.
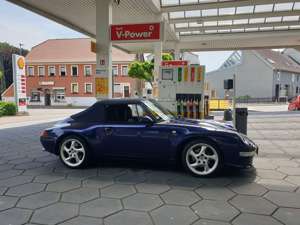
[185,143,219,176]
[60,138,86,168]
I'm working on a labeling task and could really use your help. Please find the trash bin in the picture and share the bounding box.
[223,109,233,121]
[235,108,248,135]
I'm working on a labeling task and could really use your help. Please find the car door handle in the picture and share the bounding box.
[104,127,113,135]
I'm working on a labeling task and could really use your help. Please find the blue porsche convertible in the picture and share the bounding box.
[40,99,258,177]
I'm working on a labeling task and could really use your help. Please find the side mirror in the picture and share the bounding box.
[140,116,154,125]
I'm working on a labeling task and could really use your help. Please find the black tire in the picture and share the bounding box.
[181,140,222,177]
[58,135,91,169]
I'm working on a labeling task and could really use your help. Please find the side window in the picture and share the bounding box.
[105,104,135,123]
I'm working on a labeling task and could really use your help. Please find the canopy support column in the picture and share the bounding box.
[96,0,113,99]
[153,42,162,97]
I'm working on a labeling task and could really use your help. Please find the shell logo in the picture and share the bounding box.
[17,57,25,69]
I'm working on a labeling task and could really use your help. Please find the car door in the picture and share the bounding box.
[100,103,148,158]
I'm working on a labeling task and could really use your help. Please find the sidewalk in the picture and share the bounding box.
[0,108,84,129]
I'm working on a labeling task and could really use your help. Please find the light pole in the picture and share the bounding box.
[19,43,24,55]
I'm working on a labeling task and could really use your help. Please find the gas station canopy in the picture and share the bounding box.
[8,0,300,52]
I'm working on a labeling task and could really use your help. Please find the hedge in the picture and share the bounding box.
[0,102,17,117]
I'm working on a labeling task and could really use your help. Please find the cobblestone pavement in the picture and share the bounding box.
[0,114,300,225]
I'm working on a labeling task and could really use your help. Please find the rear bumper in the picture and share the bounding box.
[40,136,57,154]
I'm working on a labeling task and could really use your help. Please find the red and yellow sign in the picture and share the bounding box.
[111,23,161,41]
[17,57,25,69]
[95,77,108,95]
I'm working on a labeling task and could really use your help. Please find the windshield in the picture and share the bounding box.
[143,100,175,122]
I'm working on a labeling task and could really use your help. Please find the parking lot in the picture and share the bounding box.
[0,112,300,225]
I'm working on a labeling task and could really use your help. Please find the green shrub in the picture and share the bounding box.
[0,102,17,116]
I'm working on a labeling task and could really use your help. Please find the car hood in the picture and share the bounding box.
[162,118,236,131]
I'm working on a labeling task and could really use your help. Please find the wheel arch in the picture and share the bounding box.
[175,135,221,164]
[55,132,89,155]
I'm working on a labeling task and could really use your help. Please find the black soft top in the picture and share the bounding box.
[70,98,145,122]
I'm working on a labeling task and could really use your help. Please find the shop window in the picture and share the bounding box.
[71,65,78,76]
[112,66,118,76]
[54,89,65,102]
[60,66,66,76]
[38,66,45,76]
[84,65,92,76]
[30,91,40,102]
[27,66,34,76]
[85,83,93,93]
[49,66,55,76]
[122,66,128,76]
[71,83,79,93]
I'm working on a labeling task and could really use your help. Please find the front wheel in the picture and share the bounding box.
[182,141,221,177]
[59,136,89,168]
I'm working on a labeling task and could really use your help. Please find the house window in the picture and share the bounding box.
[122,66,128,76]
[60,65,66,76]
[30,91,40,102]
[53,89,65,102]
[71,83,79,93]
[38,66,45,76]
[84,65,92,76]
[85,83,93,93]
[124,85,130,97]
[71,65,78,76]
[112,66,118,76]
[27,66,34,76]
[49,66,55,76]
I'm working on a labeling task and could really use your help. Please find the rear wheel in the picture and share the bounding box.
[182,141,221,177]
[59,136,89,168]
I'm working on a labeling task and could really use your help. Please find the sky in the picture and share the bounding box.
[0,0,231,72]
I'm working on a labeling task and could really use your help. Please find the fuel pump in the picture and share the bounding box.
[188,96,194,118]
[178,67,182,82]
[176,94,182,116]
[191,66,195,82]
[183,96,188,118]
[184,66,188,82]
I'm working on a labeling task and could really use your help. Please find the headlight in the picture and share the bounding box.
[237,133,251,145]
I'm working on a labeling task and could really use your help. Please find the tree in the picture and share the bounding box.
[128,53,173,86]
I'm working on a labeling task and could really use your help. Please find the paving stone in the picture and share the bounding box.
[230,195,277,215]
[101,184,136,198]
[31,202,78,225]
[195,186,236,200]
[33,174,65,183]
[46,179,81,192]
[17,191,60,209]
[98,167,127,177]
[104,210,153,225]
[0,169,23,179]
[192,200,239,221]
[232,213,282,225]
[0,163,14,172]
[256,169,286,179]
[123,193,163,211]
[6,182,45,197]
[135,182,170,194]
[114,172,146,184]
[82,176,114,188]
[277,167,300,176]
[67,169,98,179]
[258,179,297,192]
[0,175,33,187]
[264,191,300,208]
[151,205,198,225]
[0,187,7,195]
[0,208,32,225]
[59,216,103,225]
[80,198,122,218]
[0,196,18,211]
[161,189,200,206]
[228,182,267,196]
[15,161,43,170]
[166,177,203,190]
[193,219,231,225]
[62,187,99,203]
[273,207,300,225]
[285,175,300,186]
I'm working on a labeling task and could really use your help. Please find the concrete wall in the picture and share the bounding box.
[207,51,274,99]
